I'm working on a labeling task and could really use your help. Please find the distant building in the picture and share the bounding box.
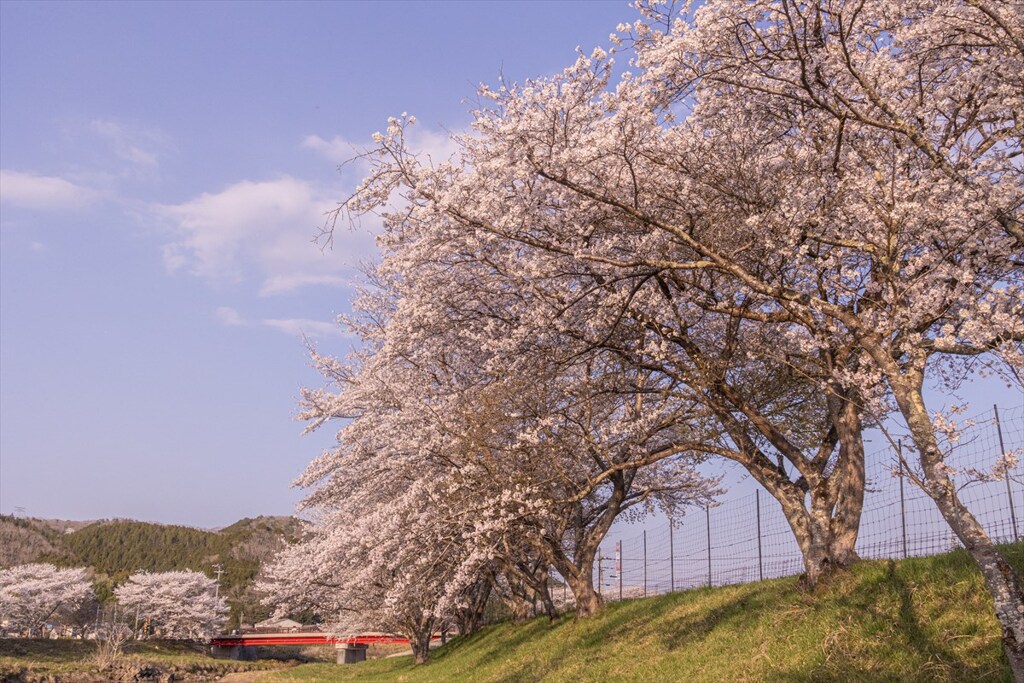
[254,617,302,631]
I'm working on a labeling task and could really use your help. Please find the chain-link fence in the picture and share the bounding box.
[579,403,1023,603]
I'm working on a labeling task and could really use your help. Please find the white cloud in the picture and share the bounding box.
[259,274,350,297]
[214,306,348,339]
[302,125,460,167]
[215,306,245,326]
[406,126,462,166]
[90,119,164,167]
[0,170,97,210]
[261,317,349,338]
[159,128,460,295]
[302,134,359,164]
[156,176,377,291]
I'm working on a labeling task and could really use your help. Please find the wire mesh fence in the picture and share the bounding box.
[583,402,1023,603]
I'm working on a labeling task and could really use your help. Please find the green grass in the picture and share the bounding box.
[259,544,1023,683]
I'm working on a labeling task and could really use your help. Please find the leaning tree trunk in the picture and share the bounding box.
[894,380,1024,682]
[455,578,492,636]
[566,564,602,618]
[555,498,621,617]
[539,583,558,620]
[546,531,604,617]
[407,613,436,665]
[530,564,558,620]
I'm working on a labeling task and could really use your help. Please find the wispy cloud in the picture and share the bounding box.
[303,125,460,167]
[261,317,349,338]
[302,134,359,164]
[259,274,350,297]
[214,306,349,339]
[215,306,246,326]
[89,119,165,168]
[0,170,98,210]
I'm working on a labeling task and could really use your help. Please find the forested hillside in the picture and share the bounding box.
[0,515,306,628]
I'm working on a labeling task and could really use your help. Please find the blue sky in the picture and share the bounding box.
[1,1,1020,529]
[1,0,636,527]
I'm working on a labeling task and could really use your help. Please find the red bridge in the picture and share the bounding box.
[210,630,444,663]
[211,631,421,647]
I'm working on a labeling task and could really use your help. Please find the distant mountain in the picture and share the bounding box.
[0,514,308,628]
[0,515,62,567]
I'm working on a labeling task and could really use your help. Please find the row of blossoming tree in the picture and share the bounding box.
[0,564,227,640]
[261,0,1023,673]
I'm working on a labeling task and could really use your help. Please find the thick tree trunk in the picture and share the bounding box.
[567,570,602,618]
[754,466,863,587]
[776,486,839,586]
[410,629,432,665]
[541,476,625,617]
[894,380,1024,682]
[406,612,435,665]
[714,387,865,587]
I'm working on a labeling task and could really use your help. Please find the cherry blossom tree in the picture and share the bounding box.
[333,0,1023,673]
[282,228,720,621]
[0,563,93,636]
[260,447,484,663]
[114,570,227,640]
[338,83,872,589]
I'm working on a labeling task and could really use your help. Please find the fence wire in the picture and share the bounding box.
[580,403,1023,603]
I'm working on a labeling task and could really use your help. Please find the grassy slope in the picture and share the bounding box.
[263,544,1023,683]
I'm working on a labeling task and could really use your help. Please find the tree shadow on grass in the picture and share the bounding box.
[658,584,780,653]
[435,616,562,674]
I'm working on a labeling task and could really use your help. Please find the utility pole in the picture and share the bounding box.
[212,563,225,599]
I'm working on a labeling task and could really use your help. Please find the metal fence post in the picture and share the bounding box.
[994,404,1020,542]
[898,439,908,559]
[616,540,622,601]
[643,530,648,597]
[756,489,763,581]
[669,520,675,592]
[706,505,712,588]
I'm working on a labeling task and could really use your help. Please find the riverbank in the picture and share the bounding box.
[0,639,297,682]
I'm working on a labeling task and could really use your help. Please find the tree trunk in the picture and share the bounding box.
[566,563,602,617]
[754,468,862,587]
[715,388,865,587]
[894,379,1024,682]
[455,579,491,636]
[539,583,558,620]
[828,392,866,566]
[410,627,432,665]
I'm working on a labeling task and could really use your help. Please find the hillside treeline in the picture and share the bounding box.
[0,515,305,628]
